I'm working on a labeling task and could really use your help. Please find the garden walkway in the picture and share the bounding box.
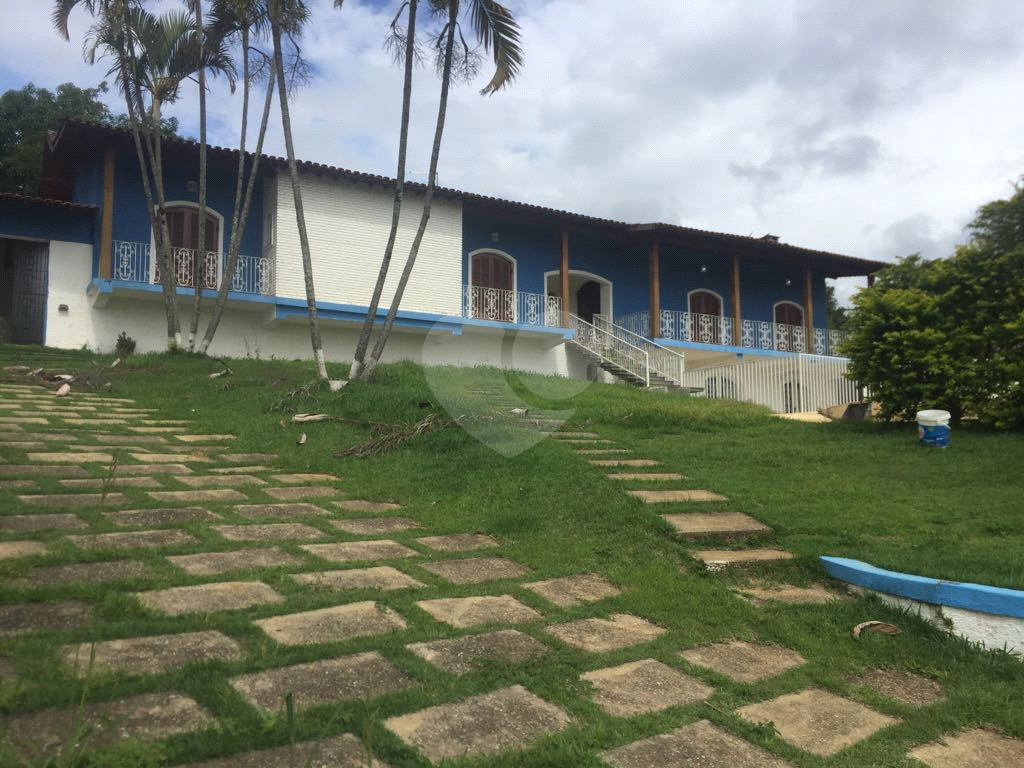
[0,382,1020,767]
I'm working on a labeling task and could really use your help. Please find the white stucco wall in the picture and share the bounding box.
[273,170,463,316]
[44,240,98,350]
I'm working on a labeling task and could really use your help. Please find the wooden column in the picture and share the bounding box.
[649,241,660,337]
[560,228,570,327]
[731,254,742,337]
[804,269,815,341]
[98,148,116,279]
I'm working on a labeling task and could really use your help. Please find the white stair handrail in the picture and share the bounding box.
[569,313,650,387]
[593,314,685,385]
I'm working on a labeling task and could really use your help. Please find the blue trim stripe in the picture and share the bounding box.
[820,556,1024,619]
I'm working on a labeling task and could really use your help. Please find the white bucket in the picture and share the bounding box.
[916,409,951,447]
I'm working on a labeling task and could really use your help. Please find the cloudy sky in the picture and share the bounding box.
[3,0,1024,301]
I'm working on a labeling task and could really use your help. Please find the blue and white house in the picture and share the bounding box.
[0,120,887,410]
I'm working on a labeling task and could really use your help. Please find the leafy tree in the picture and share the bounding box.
[825,284,848,331]
[844,183,1024,429]
[109,112,181,137]
[0,82,112,195]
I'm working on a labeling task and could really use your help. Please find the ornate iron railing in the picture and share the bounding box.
[462,285,561,326]
[569,313,650,386]
[110,241,274,295]
[593,314,685,385]
[616,310,849,357]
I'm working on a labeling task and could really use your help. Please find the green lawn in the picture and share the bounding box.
[0,346,1022,768]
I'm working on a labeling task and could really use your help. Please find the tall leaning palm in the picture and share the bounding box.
[267,0,328,379]
[357,0,522,382]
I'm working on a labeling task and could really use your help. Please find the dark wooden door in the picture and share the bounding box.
[470,252,514,321]
[577,280,602,323]
[166,207,219,288]
[774,302,804,351]
[689,290,722,343]
[1,240,48,344]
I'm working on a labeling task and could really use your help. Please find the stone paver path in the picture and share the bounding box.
[421,556,530,584]
[254,602,406,645]
[679,640,806,683]
[167,548,306,575]
[546,614,666,652]
[582,659,714,716]
[293,566,425,591]
[909,728,1024,768]
[62,630,242,676]
[183,733,388,768]
[136,581,284,615]
[523,573,621,607]
[417,595,542,627]
[407,629,549,675]
[602,719,796,768]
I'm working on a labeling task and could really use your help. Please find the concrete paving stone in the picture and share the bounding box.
[735,581,845,605]
[0,479,38,490]
[576,449,630,454]
[0,416,49,424]
[182,733,391,768]
[255,601,407,645]
[629,489,729,503]
[407,629,550,675]
[293,566,425,591]
[220,452,278,462]
[301,540,420,563]
[850,669,944,706]
[333,499,402,512]
[269,473,342,484]
[213,523,326,541]
[264,486,341,501]
[175,474,266,488]
[559,438,615,443]
[662,512,772,537]
[174,434,235,443]
[18,560,152,586]
[93,434,167,444]
[694,549,796,570]
[68,529,198,550]
[602,718,796,768]
[608,472,686,481]
[583,659,715,716]
[414,533,499,552]
[680,641,806,683]
[0,464,89,477]
[0,540,48,559]
[148,489,248,503]
[736,688,899,757]
[545,614,666,653]
[235,502,331,519]
[104,506,220,526]
[19,492,130,508]
[59,476,162,489]
[168,547,306,576]
[590,459,661,467]
[115,463,193,475]
[0,601,94,635]
[141,419,192,426]
[128,426,187,433]
[0,513,86,531]
[210,465,272,474]
[4,693,213,759]
[522,573,621,607]
[136,580,284,616]
[909,728,1024,768]
[0,441,44,449]
[63,417,128,426]
[385,684,570,764]
[329,516,420,535]
[131,452,212,463]
[421,556,531,584]
[27,451,114,463]
[231,651,413,712]
[545,431,600,438]
[62,630,242,677]
[416,595,542,628]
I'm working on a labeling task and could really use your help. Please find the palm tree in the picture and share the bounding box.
[198,0,278,355]
[348,0,419,382]
[357,0,522,381]
[267,0,328,378]
[187,0,210,351]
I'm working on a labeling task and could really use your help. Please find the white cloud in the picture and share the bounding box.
[3,0,1024,274]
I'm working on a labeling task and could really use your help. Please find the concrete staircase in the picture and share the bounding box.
[567,314,686,389]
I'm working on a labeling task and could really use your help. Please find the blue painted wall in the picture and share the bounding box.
[0,202,95,244]
[464,210,830,331]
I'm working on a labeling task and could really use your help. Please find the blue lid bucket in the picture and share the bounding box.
[916,409,951,448]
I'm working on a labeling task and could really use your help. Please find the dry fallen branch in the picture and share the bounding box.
[335,413,450,458]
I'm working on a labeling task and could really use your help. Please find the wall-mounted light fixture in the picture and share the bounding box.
[187,180,199,194]
[700,264,707,274]
[785,277,792,287]
[490,232,499,243]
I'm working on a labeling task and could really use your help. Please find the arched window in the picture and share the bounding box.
[774,301,804,351]
[156,204,222,289]
[688,289,724,344]
[470,251,515,321]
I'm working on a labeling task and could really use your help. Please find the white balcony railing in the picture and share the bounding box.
[616,310,849,358]
[463,285,561,327]
[110,241,274,296]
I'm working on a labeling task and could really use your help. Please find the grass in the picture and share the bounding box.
[0,344,1022,768]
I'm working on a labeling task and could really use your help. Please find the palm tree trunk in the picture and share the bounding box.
[188,0,208,350]
[351,0,418,382]
[363,9,456,380]
[199,50,276,355]
[147,96,182,348]
[271,2,328,379]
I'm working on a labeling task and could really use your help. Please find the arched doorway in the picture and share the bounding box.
[577,280,602,323]
[469,250,516,321]
[154,203,222,289]
[543,270,613,325]
[774,301,804,352]
[688,289,724,344]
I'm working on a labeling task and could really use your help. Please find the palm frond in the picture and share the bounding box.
[468,0,521,94]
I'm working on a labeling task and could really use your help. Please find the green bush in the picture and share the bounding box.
[114,330,137,357]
